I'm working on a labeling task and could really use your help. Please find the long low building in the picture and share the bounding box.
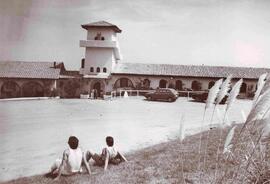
[1,21,270,99]
[86,62,270,98]
[0,61,60,98]
[110,62,270,93]
[0,61,82,98]
[0,60,269,99]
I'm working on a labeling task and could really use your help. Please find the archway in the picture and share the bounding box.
[208,81,215,89]
[1,81,21,98]
[191,80,202,91]
[159,79,167,88]
[113,78,134,89]
[93,82,101,98]
[175,80,183,90]
[240,82,247,93]
[22,81,44,97]
[143,79,151,89]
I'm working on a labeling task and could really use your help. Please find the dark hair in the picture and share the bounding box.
[68,136,79,149]
[106,136,114,147]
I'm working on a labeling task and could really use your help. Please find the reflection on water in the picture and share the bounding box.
[0,97,251,181]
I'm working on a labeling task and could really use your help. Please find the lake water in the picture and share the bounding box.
[0,97,251,182]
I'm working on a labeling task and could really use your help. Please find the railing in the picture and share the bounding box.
[108,89,153,100]
[177,90,206,100]
[119,89,155,97]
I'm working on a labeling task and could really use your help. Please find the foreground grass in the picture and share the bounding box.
[2,126,243,184]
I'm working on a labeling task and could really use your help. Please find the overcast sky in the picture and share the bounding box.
[1,0,270,69]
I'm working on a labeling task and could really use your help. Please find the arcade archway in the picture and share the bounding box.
[22,81,44,97]
[1,81,21,98]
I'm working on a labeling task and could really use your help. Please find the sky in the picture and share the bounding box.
[0,0,270,70]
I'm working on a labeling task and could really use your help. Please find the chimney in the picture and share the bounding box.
[53,61,56,68]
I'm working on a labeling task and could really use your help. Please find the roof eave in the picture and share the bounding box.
[111,72,259,79]
[81,25,122,33]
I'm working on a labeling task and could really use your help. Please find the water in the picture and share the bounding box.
[0,97,251,182]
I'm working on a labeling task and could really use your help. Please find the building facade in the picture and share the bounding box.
[78,21,270,98]
[0,21,270,99]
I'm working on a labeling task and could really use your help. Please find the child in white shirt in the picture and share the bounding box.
[85,136,127,171]
[50,136,91,180]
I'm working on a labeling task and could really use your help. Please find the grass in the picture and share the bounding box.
[3,123,270,184]
[1,124,246,184]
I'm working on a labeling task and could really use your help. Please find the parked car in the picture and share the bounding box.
[191,91,228,104]
[144,88,178,102]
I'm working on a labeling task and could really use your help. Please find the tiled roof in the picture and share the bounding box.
[0,61,61,79]
[60,70,82,79]
[81,21,122,33]
[112,63,270,79]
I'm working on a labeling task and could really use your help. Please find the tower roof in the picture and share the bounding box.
[81,21,122,33]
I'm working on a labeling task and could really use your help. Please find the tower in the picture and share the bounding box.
[80,21,122,76]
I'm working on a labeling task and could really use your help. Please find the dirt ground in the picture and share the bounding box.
[0,96,251,182]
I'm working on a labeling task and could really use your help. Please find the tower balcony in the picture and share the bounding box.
[80,40,117,48]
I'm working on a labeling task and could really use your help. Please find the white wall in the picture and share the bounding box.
[83,48,113,75]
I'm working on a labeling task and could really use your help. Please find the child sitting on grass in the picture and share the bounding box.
[85,136,127,171]
[50,136,91,180]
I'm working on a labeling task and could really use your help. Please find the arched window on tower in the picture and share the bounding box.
[90,67,94,72]
[96,67,100,73]
[81,58,85,68]
[103,67,107,73]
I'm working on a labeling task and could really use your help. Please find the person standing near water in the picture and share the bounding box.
[94,89,97,99]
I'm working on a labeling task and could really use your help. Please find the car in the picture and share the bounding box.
[191,91,228,104]
[144,88,178,102]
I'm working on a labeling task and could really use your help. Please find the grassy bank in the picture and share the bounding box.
[1,125,246,184]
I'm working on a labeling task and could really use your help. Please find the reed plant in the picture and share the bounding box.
[215,73,270,184]
[198,79,222,174]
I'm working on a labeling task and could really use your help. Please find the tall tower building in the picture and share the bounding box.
[79,21,122,97]
[80,21,122,76]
